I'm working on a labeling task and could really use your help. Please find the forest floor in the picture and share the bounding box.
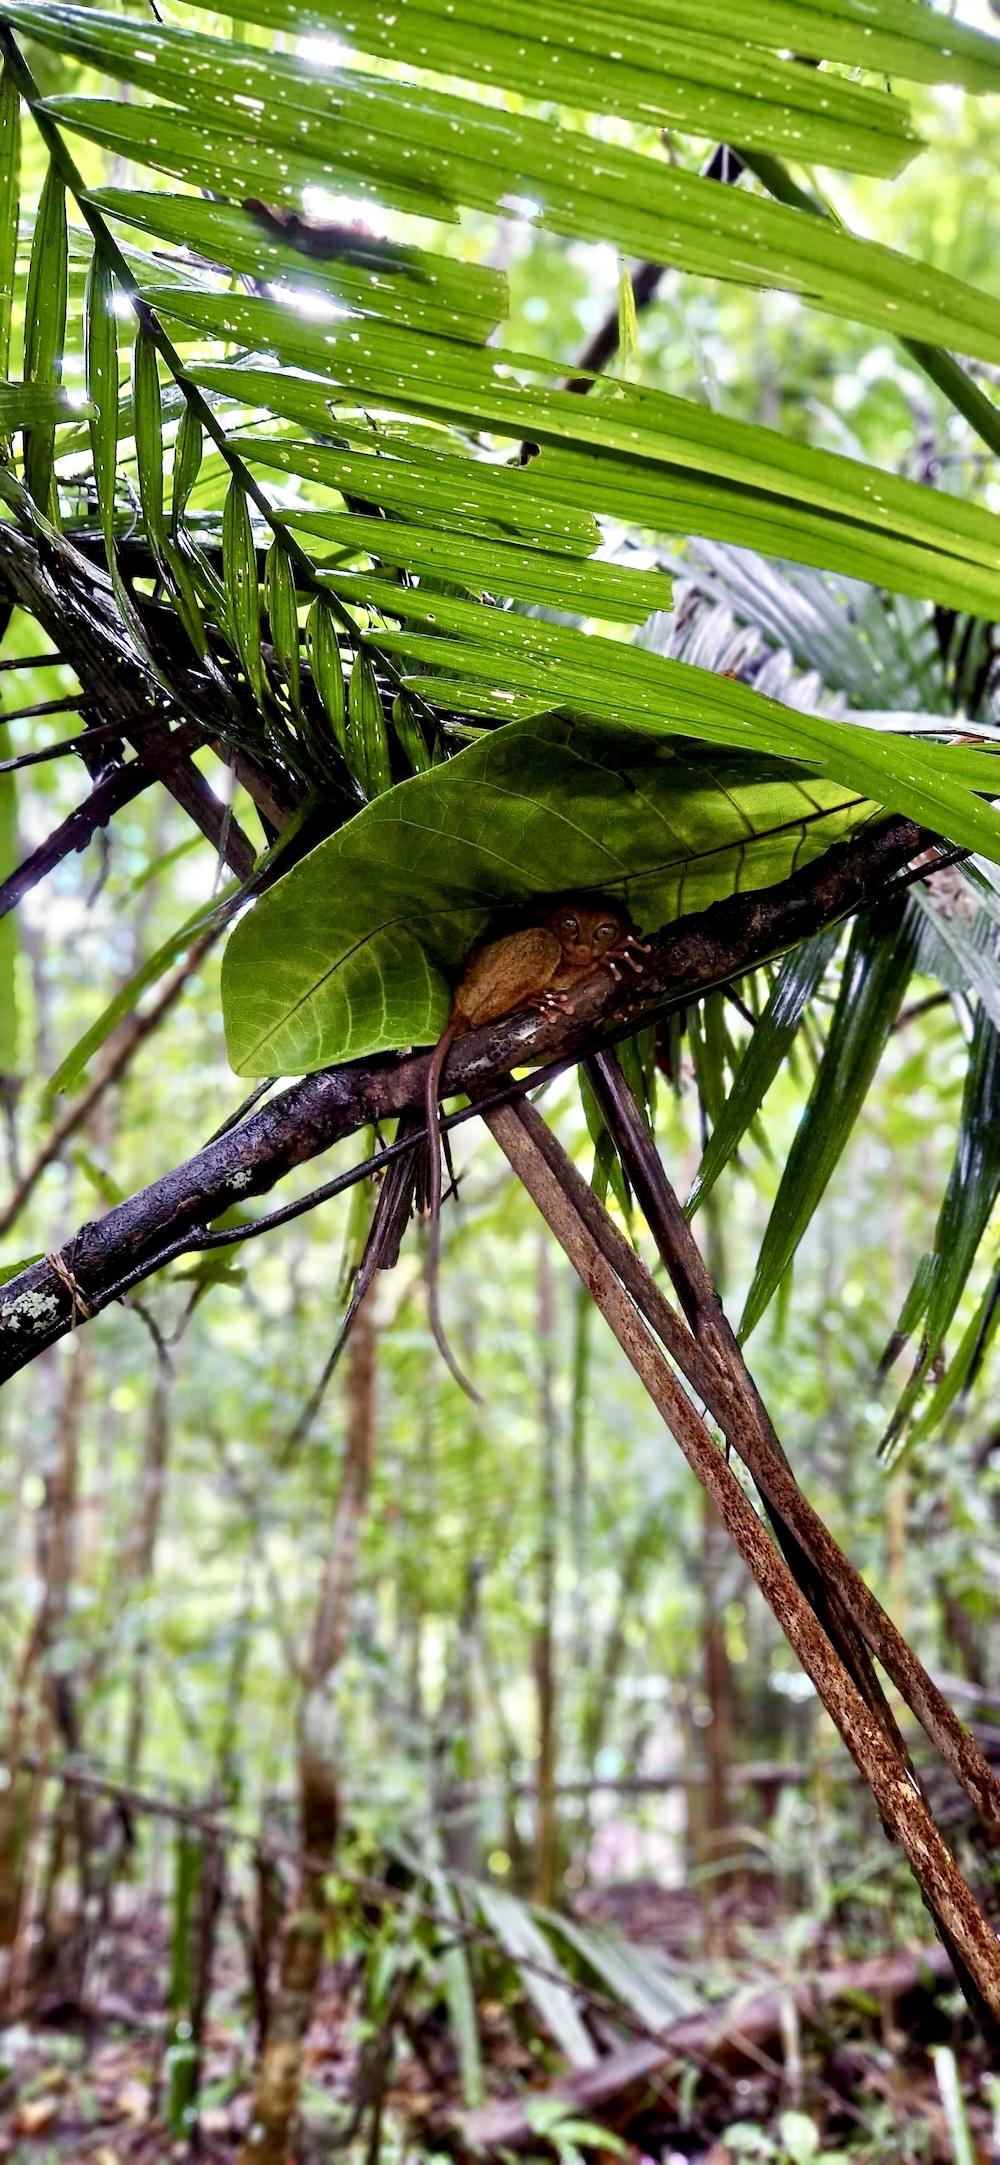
[0,1877,992,2164]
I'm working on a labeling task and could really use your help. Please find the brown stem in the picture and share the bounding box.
[520,1075,1000,1848]
[700,1489,735,1900]
[587,1049,916,1761]
[482,1096,1000,2037]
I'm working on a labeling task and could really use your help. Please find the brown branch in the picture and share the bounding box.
[0,814,928,1380]
[0,521,258,883]
[506,1080,1000,2036]
[459,1944,951,2151]
[573,1056,1000,1847]
[482,1095,1000,2038]
[0,719,206,921]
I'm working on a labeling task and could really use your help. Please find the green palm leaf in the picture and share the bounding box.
[0,65,20,382]
[22,162,67,513]
[882,1004,1000,1448]
[18,1,1000,359]
[739,899,921,1339]
[178,327,1000,617]
[293,581,1000,862]
[687,923,843,1216]
[228,0,1000,96]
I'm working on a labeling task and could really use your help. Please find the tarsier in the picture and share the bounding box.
[425,900,647,1399]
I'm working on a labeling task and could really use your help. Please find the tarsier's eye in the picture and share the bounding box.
[595,921,617,946]
[560,914,580,940]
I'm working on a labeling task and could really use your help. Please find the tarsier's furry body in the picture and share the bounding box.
[424,903,646,1397]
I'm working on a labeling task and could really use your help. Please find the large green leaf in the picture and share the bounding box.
[221,713,874,1076]
[739,900,921,1340]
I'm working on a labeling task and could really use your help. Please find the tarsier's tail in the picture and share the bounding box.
[425,1024,483,1405]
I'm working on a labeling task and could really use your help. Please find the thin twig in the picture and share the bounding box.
[0,720,205,922]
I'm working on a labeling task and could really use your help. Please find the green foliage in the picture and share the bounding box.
[882,1002,1000,1450]
[0,65,20,381]
[0,766,18,1075]
[0,34,999,2149]
[740,899,921,1339]
[21,160,66,512]
[687,925,842,1218]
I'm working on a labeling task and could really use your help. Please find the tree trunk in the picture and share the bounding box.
[533,1241,559,1907]
[700,1491,736,1920]
[241,1292,376,2165]
[1,1341,90,2012]
[122,1349,172,1783]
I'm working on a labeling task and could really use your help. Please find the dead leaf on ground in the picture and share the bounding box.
[115,2077,152,2121]
[200,2106,232,2134]
[13,2095,60,2135]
